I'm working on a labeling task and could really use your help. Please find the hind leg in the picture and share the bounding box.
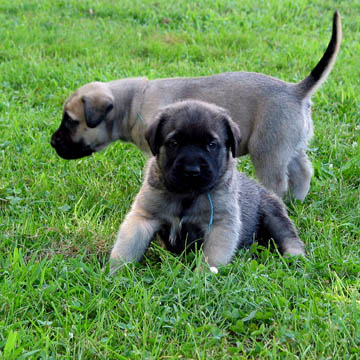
[288,150,313,202]
[248,125,295,198]
[250,151,290,198]
[258,192,305,256]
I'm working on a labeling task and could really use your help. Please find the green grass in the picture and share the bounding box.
[1,0,359,358]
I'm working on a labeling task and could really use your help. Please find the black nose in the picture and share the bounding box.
[51,132,61,148]
[50,136,56,148]
[51,130,63,148]
[183,164,200,177]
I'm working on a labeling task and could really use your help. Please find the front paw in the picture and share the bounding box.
[282,242,306,257]
[108,257,127,276]
[195,258,219,274]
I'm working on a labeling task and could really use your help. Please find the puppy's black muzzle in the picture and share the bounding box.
[183,164,201,177]
[165,149,217,194]
[50,129,93,160]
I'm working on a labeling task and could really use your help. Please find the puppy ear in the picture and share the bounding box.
[222,114,241,157]
[145,113,168,156]
[82,95,114,128]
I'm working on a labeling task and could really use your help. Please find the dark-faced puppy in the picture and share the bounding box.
[146,103,239,195]
[110,100,305,272]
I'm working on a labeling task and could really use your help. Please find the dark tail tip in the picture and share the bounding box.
[309,11,341,82]
[296,11,342,98]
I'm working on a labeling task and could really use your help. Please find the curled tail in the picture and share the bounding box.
[296,11,342,98]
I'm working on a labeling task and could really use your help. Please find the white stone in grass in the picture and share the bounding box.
[210,266,218,274]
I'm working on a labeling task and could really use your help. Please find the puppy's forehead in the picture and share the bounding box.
[165,105,225,139]
[63,92,86,122]
[63,82,104,121]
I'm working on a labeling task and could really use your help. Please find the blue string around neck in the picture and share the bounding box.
[207,192,214,233]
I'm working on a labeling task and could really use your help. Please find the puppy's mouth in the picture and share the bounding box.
[52,143,94,160]
[164,167,216,194]
[50,131,94,160]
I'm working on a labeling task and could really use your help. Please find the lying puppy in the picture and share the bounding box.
[109,101,305,272]
[51,12,342,201]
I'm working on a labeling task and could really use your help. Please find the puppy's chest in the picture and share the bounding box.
[157,197,206,254]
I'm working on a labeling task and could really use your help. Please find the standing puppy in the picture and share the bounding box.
[51,12,342,201]
[110,101,305,272]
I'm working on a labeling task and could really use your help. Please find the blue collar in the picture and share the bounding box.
[207,192,214,233]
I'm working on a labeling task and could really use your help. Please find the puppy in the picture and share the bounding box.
[109,101,305,272]
[51,12,342,201]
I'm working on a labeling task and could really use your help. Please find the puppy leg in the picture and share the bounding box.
[202,225,240,267]
[110,211,160,273]
[248,128,292,198]
[288,150,313,202]
[259,193,305,256]
[251,153,289,198]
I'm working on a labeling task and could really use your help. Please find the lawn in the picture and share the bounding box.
[0,0,359,358]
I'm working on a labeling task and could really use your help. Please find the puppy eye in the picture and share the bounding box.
[167,139,178,149]
[207,141,217,151]
[67,119,79,129]
[64,112,79,129]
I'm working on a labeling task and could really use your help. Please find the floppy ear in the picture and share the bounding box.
[222,114,242,158]
[82,94,114,128]
[145,113,168,156]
